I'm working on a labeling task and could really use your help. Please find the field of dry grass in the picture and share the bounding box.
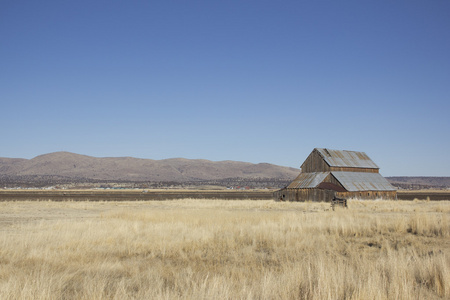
[0,199,449,299]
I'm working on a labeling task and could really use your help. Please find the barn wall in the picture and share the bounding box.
[273,189,287,201]
[301,150,330,173]
[329,167,378,173]
[274,189,397,202]
[298,189,336,202]
[273,188,336,202]
[325,173,342,187]
[336,191,397,200]
[273,189,298,201]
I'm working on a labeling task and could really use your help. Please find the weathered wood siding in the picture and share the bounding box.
[326,173,342,187]
[274,189,397,202]
[336,191,397,200]
[301,150,331,172]
[273,188,336,202]
[329,167,378,173]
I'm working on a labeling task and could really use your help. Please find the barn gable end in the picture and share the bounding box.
[300,150,331,173]
[274,148,397,202]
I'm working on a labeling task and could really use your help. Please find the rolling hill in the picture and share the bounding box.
[1,152,448,189]
[0,152,299,183]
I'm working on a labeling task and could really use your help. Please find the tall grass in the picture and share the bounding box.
[0,199,448,299]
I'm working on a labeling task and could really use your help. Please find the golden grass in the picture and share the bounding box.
[0,199,449,299]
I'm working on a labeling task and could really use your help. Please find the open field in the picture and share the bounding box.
[0,189,274,201]
[0,199,449,299]
[397,190,450,201]
[1,189,450,201]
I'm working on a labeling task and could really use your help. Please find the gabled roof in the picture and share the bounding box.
[286,171,396,192]
[315,148,379,169]
[331,172,396,192]
[287,172,328,189]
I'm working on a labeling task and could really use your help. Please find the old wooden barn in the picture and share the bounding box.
[274,148,397,202]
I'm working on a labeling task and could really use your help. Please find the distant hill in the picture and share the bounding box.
[0,152,299,186]
[2,152,448,189]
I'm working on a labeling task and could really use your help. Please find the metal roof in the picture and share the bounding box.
[287,172,328,189]
[331,172,396,192]
[316,148,379,169]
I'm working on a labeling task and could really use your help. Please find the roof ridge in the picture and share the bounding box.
[315,148,379,169]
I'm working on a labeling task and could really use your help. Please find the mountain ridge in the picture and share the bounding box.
[0,151,299,182]
[1,152,449,189]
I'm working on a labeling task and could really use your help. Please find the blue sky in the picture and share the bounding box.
[1,1,449,176]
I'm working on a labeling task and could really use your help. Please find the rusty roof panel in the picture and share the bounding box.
[331,172,396,192]
[316,148,379,169]
[287,172,328,189]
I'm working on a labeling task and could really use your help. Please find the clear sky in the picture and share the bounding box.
[1,1,449,176]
